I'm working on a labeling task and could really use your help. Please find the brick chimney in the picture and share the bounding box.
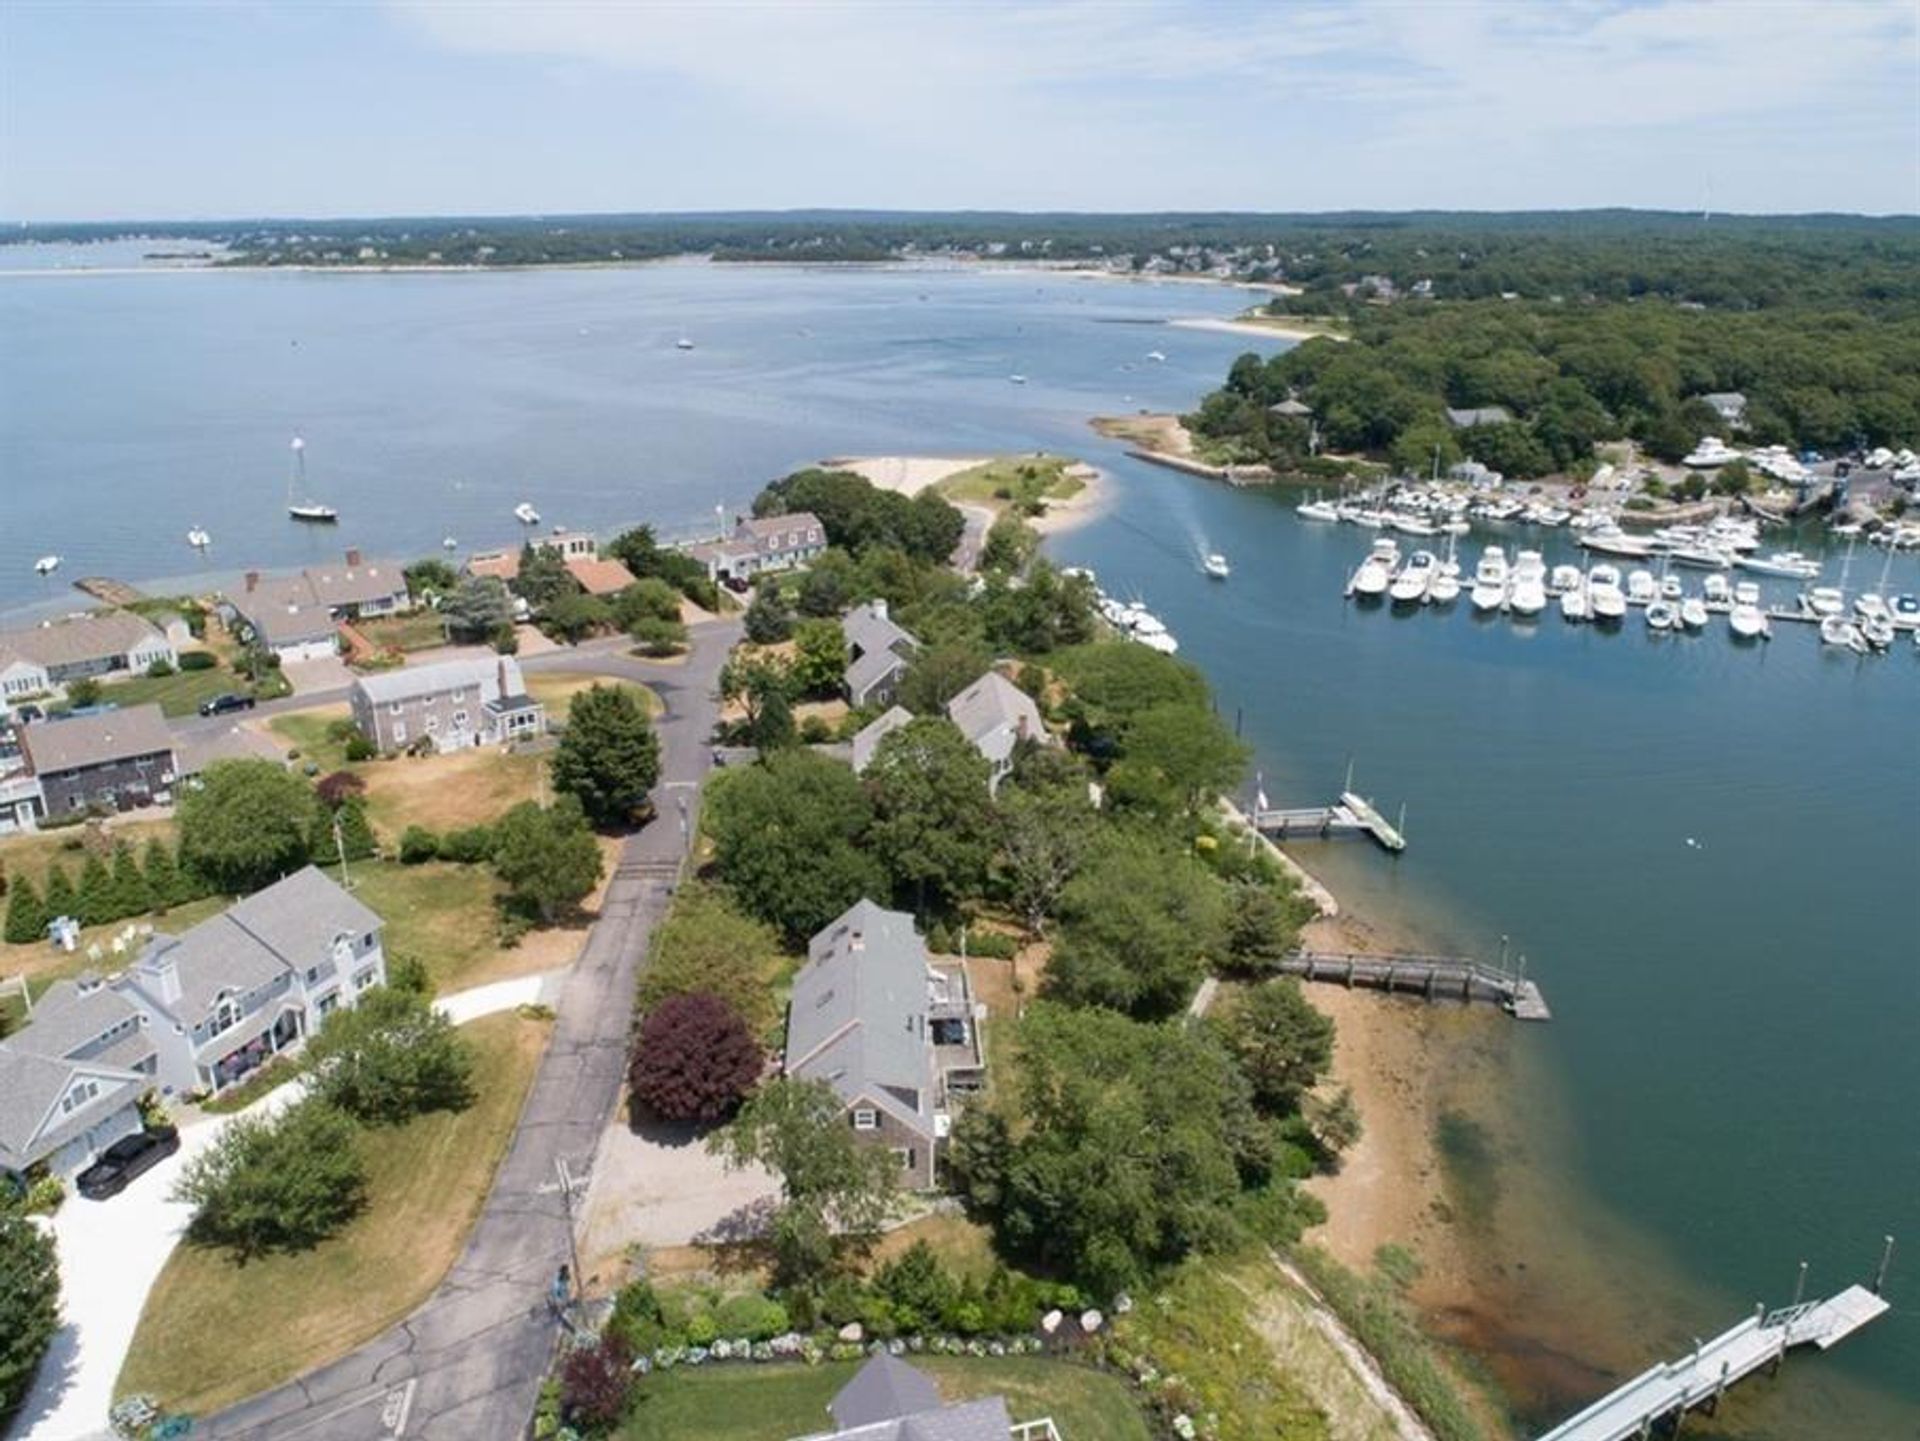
[345,548,363,568]
[245,571,259,593]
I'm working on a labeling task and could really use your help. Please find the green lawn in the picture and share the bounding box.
[117,1010,551,1418]
[618,1356,1148,1441]
[94,664,290,718]
[938,454,1085,510]
[342,860,511,991]
[268,708,354,769]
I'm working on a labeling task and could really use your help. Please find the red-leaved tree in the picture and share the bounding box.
[315,770,368,811]
[558,1333,632,1427]
[628,991,761,1124]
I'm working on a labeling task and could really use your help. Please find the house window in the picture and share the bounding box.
[452,710,469,729]
[425,715,440,734]
[852,1108,878,1131]
[892,1147,916,1171]
[393,721,406,743]
[211,995,242,1035]
[354,968,378,992]
[317,992,340,1016]
[362,933,375,948]
[305,966,320,984]
[61,1079,101,1114]
[390,701,404,715]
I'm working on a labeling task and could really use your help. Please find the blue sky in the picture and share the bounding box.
[3,1,1915,221]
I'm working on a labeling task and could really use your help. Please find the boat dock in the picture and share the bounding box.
[1279,950,1550,1020]
[72,576,148,606]
[1536,1282,1891,1441]
[1253,790,1406,852]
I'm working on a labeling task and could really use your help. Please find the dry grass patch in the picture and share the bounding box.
[116,1010,551,1418]
[357,745,544,839]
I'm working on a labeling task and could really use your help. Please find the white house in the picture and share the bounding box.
[0,610,182,705]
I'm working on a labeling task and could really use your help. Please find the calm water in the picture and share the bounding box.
[2,253,1914,1436]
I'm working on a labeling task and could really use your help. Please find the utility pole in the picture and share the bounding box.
[554,1157,586,1304]
[333,814,353,891]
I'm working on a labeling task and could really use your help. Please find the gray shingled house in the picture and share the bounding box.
[688,512,828,585]
[114,865,387,1096]
[230,549,413,663]
[349,655,544,754]
[0,609,183,705]
[0,977,154,1183]
[945,670,1046,795]
[17,703,177,822]
[784,900,985,1192]
[792,1353,1062,1441]
[843,600,920,708]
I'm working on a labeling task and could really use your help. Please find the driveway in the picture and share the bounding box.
[8,972,576,1441]
[579,1118,779,1268]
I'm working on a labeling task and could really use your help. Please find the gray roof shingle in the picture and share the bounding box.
[354,655,523,706]
[19,704,174,776]
[945,672,1041,755]
[0,611,168,671]
[831,1354,941,1430]
[851,707,914,774]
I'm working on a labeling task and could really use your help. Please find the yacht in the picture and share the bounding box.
[1546,563,1582,596]
[1667,543,1734,570]
[33,555,60,577]
[1729,582,1770,639]
[1854,593,1890,625]
[285,436,338,523]
[1738,551,1821,580]
[1508,550,1548,616]
[1579,526,1657,559]
[1470,545,1510,612]
[1390,550,1436,604]
[1441,516,1472,536]
[1203,552,1231,580]
[1679,597,1709,630]
[1559,584,1591,623]
[1820,615,1869,654]
[1626,569,1658,605]
[1349,538,1399,598]
[1659,574,1683,601]
[514,502,541,525]
[1802,586,1844,618]
[1428,558,1462,606]
[1388,512,1437,537]
[1682,437,1741,468]
[1703,573,1732,605]
[1588,566,1627,622]
[1297,498,1341,522]
[1645,600,1678,632]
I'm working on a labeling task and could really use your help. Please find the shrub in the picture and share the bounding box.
[344,734,377,762]
[798,715,833,744]
[557,1334,633,1429]
[144,658,175,679]
[177,650,218,672]
[609,1280,671,1354]
[315,770,368,810]
[713,1292,790,1341]
[439,823,497,864]
[399,826,442,864]
[630,617,687,656]
[628,992,761,1124]
[304,986,474,1126]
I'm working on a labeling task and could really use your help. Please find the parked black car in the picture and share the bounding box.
[198,692,257,717]
[76,1124,180,1200]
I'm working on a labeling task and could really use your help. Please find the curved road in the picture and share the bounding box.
[198,621,739,1441]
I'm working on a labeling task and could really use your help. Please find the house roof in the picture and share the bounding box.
[354,655,523,706]
[739,511,823,544]
[831,1354,941,1430]
[1269,398,1313,417]
[788,900,937,1138]
[0,1043,147,1172]
[19,704,173,776]
[223,864,383,970]
[945,671,1041,753]
[235,560,408,643]
[8,979,144,1063]
[302,558,408,608]
[851,706,914,774]
[0,611,168,671]
[176,724,286,778]
[467,550,521,582]
[1444,405,1513,428]
[565,556,638,596]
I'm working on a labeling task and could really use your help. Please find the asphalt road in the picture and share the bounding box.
[198,620,739,1441]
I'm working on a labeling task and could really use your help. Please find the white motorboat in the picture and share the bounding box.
[33,554,60,577]
[675,336,695,350]
[1297,498,1341,522]
[1441,516,1472,536]
[1349,538,1399,598]
[514,502,541,525]
[1469,545,1509,612]
[1854,593,1890,624]
[1203,552,1231,580]
[1348,508,1389,529]
[1646,600,1678,632]
[1891,593,1919,625]
[1682,437,1741,468]
[186,527,211,549]
[1703,573,1732,605]
[1729,581,1769,639]
[286,436,338,523]
[442,535,459,551]
[1390,550,1436,604]
[1820,615,1869,654]
[1388,512,1437,537]
[1136,631,1179,654]
[1861,616,1894,651]
[1547,564,1583,596]
[1008,374,1027,385]
[1679,597,1709,630]
[1737,551,1821,580]
[1508,550,1547,616]
[1428,561,1461,605]
[1146,350,1167,363]
[1667,544,1734,570]
[1579,527,1656,559]
[1588,566,1627,622]
[1659,574,1683,601]
[1626,569,1658,605]
[1560,585,1591,622]
[1802,586,1844,618]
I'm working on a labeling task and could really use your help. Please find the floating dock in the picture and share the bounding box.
[1279,951,1550,1021]
[1253,791,1406,852]
[1536,1284,1890,1441]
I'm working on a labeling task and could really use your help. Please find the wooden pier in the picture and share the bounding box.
[1279,951,1551,1021]
[1536,1283,1890,1441]
[1254,791,1406,852]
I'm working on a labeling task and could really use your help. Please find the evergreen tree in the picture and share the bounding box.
[3,876,45,944]
[76,853,114,927]
[141,838,182,911]
[41,863,77,922]
[108,842,154,919]
[308,797,377,867]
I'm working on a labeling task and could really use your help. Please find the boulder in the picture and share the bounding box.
[1041,1309,1064,1334]
[837,1321,864,1343]
[1079,1309,1104,1333]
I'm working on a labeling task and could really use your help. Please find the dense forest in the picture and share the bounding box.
[1184,224,1920,477]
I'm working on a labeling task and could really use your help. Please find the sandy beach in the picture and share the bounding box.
[825,452,1112,536]
[1171,314,1349,343]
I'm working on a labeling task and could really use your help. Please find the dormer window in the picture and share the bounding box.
[60,1079,101,1115]
[211,993,243,1036]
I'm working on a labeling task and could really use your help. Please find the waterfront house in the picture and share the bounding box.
[794,1354,1060,1441]
[0,976,156,1184]
[349,656,544,754]
[230,550,412,662]
[850,706,913,775]
[114,865,387,1096]
[1444,406,1514,429]
[0,610,183,704]
[687,512,827,585]
[564,555,638,596]
[945,670,1047,795]
[466,534,635,597]
[784,900,985,1192]
[843,599,919,707]
[16,704,177,824]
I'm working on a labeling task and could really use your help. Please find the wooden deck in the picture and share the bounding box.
[1279,951,1551,1021]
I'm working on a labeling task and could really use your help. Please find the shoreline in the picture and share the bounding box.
[823,451,1113,539]
[1169,313,1349,343]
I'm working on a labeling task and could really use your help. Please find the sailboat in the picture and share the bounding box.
[286,437,338,523]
